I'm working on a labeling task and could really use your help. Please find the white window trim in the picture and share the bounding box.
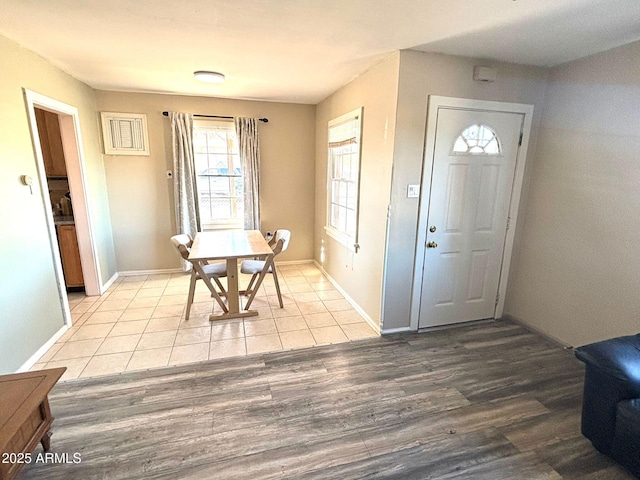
[325,107,363,252]
[201,220,243,231]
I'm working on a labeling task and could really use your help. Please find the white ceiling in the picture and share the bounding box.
[2,0,640,104]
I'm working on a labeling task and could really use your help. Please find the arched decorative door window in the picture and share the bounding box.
[452,124,501,155]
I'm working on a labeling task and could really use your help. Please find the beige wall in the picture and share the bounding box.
[382,50,549,331]
[504,40,640,346]
[315,52,401,326]
[6,22,637,372]
[95,91,316,272]
[0,34,116,373]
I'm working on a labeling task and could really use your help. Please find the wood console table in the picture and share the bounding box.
[0,367,66,480]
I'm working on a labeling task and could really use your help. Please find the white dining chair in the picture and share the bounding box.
[170,234,228,320]
[241,229,291,308]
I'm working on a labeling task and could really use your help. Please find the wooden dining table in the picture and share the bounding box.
[188,230,274,321]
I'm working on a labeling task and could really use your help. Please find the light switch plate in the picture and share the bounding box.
[407,184,420,198]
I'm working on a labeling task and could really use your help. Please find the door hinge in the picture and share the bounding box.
[506,216,511,231]
[495,292,500,306]
[518,132,523,146]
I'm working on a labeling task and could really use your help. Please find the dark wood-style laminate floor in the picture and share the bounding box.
[17,319,635,479]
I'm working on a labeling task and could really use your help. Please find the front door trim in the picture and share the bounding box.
[410,96,534,331]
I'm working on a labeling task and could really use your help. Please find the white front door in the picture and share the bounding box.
[418,106,524,328]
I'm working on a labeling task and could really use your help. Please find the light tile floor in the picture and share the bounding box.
[33,263,379,381]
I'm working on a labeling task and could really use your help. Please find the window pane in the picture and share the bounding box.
[193,132,208,154]
[338,206,347,232]
[332,152,342,179]
[484,138,500,154]
[453,124,501,155]
[342,154,352,180]
[233,177,243,197]
[211,177,229,195]
[193,121,244,227]
[199,195,212,218]
[453,137,468,153]
[330,204,340,230]
[350,153,359,181]
[332,180,341,204]
[346,183,357,210]
[207,131,229,154]
[339,181,348,205]
[467,125,479,140]
[326,108,362,243]
[480,126,494,142]
[196,175,206,195]
[194,153,209,171]
[211,198,231,219]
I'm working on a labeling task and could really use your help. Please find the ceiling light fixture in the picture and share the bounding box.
[193,71,225,83]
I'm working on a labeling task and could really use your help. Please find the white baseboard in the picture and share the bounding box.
[380,326,412,335]
[313,261,380,334]
[118,262,315,278]
[99,271,119,294]
[18,324,68,372]
[276,259,315,266]
[118,268,184,276]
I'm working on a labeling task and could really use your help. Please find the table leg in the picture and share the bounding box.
[41,430,52,451]
[226,258,240,313]
[40,399,53,451]
[209,258,258,320]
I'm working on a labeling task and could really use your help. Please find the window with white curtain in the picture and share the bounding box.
[193,119,243,229]
[325,107,363,251]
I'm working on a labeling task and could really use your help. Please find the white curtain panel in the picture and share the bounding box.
[234,117,261,230]
[169,112,200,270]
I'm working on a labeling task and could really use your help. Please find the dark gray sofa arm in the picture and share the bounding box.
[574,333,640,454]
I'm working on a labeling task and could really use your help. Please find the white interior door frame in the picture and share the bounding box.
[410,96,533,331]
[23,89,103,325]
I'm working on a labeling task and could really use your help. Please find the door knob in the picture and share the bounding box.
[427,241,438,248]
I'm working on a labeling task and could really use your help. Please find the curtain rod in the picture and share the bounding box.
[162,111,268,123]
